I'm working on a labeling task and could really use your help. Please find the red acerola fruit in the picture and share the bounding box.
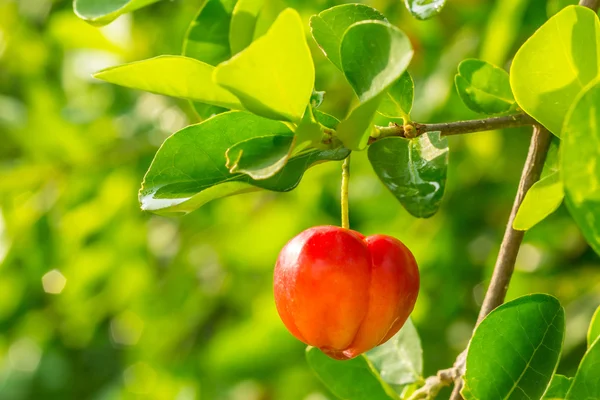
[274,226,419,360]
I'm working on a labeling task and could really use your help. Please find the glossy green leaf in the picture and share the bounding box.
[337,20,413,150]
[510,6,600,136]
[455,59,515,115]
[404,0,446,20]
[306,347,397,400]
[367,318,423,390]
[462,294,565,400]
[542,375,573,400]
[94,56,242,110]
[73,0,159,26]
[368,133,448,218]
[513,172,564,231]
[230,0,264,55]
[565,337,600,400]
[309,4,386,70]
[588,306,600,348]
[214,8,315,122]
[226,135,294,180]
[183,0,237,119]
[140,111,349,215]
[378,71,414,120]
[562,81,600,256]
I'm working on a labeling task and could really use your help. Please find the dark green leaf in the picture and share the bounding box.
[366,318,423,391]
[404,0,446,20]
[306,347,398,400]
[214,9,315,122]
[542,375,573,400]
[510,6,600,136]
[310,4,386,70]
[140,112,348,215]
[94,56,242,110]
[183,0,236,119]
[455,59,515,115]
[462,294,565,400]
[378,71,414,120]
[588,306,600,348]
[368,133,448,218]
[226,135,294,180]
[562,81,600,256]
[229,0,264,55]
[73,0,160,26]
[565,337,600,400]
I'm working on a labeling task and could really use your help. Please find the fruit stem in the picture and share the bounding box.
[341,155,351,229]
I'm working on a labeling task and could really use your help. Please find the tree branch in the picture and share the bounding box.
[448,125,552,399]
[371,113,535,143]
[579,0,599,8]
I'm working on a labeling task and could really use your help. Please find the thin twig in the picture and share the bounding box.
[370,113,535,143]
[448,126,552,399]
[579,0,599,8]
[341,156,351,229]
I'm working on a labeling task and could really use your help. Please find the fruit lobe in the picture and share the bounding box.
[273,225,419,360]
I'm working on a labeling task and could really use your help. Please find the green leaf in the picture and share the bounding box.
[73,0,160,26]
[378,71,414,120]
[337,20,413,150]
[230,0,264,55]
[310,90,325,109]
[366,318,423,391]
[94,56,242,110]
[183,0,236,66]
[183,0,237,119]
[214,8,315,122]
[140,111,348,215]
[588,306,600,348]
[368,133,449,218]
[306,347,398,400]
[404,0,446,20]
[542,375,573,400]
[510,6,600,136]
[226,135,294,180]
[309,4,386,71]
[461,294,565,400]
[562,80,600,256]
[455,59,516,115]
[513,172,564,231]
[565,336,600,400]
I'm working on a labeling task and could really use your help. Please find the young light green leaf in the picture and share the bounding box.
[94,56,242,110]
[306,347,398,400]
[510,6,600,136]
[513,172,564,231]
[226,135,294,180]
[366,318,423,390]
[588,306,600,348]
[542,375,573,400]
[455,59,516,115]
[183,0,237,119]
[336,20,413,150]
[214,8,315,122]
[229,0,264,55]
[378,71,414,120]
[368,133,448,219]
[183,0,236,66]
[404,0,446,20]
[73,0,160,26]
[140,111,349,215]
[564,336,600,400]
[562,80,600,256]
[462,294,565,400]
[309,4,386,70]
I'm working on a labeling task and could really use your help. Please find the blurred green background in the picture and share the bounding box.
[1,0,599,399]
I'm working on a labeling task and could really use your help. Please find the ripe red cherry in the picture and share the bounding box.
[274,226,419,360]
